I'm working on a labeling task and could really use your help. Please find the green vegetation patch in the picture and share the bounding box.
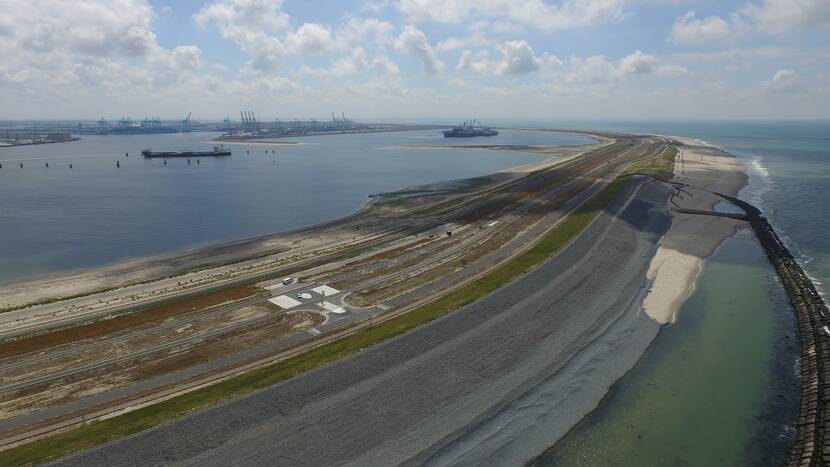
[622,145,678,181]
[0,178,632,466]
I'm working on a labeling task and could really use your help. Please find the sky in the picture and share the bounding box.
[0,0,828,120]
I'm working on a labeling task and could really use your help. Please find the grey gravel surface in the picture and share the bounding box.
[53,178,671,467]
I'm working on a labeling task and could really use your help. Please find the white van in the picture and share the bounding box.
[282,277,294,285]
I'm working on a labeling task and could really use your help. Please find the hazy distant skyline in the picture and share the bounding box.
[1,0,828,120]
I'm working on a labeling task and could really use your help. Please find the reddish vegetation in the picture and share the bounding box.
[0,285,261,360]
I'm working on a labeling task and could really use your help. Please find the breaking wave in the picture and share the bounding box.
[740,155,772,209]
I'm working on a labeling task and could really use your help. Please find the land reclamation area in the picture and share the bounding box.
[54,174,671,466]
[0,129,791,465]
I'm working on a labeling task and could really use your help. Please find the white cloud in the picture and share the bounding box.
[671,11,732,45]
[739,0,830,36]
[0,65,31,85]
[395,25,445,74]
[228,73,303,104]
[195,0,289,71]
[171,46,203,71]
[760,69,805,93]
[655,64,688,77]
[372,54,400,76]
[286,22,337,54]
[670,46,791,62]
[490,20,522,33]
[0,0,205,100]
[8,0,158,58]
[398,0,626,32]
[457,50,493,73]
[456,45,682,81]
[436,20,512,54]
[194,0,289,32]
[560,54,620,84]
[437,37,468,53]
[1,0,826,120]
[341,17,394,45]
[361,0,390,13]
[196,3,339,69]
[618,50,655,75]
[398,0,472,23]
[671,1,830,45]
[549,50,688,86]
[496,40,541,74]
[457,40,545,75]
[299,47,369,78]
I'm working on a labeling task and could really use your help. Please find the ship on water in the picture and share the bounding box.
[141,144,231,158]
[443,120,498,138]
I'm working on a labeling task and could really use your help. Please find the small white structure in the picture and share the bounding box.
[320,301,347,314]
[311,285,340,296]
[268,295,301,309]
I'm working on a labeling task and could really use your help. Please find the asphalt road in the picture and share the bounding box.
[54,177,672,466]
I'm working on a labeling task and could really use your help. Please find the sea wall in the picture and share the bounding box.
[719,193,830,466]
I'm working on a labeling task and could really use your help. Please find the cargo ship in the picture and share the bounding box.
[141,144,231,158]
[443,120,498,137]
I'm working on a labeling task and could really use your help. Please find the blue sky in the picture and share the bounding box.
[1,0,828,119]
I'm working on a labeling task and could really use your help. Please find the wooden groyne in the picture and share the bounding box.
[717,193,829,466]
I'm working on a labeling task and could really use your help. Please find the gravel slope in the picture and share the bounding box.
[54,178,672,467]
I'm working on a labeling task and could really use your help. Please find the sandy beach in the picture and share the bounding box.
[642,137,749,324]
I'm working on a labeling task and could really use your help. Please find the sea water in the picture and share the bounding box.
[533,232,797,466]
[510,119,827,464]
[0,129,591,285]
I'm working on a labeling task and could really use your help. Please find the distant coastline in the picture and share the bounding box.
[0,137,80,148]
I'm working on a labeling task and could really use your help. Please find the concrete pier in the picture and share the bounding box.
[718,193,830,466]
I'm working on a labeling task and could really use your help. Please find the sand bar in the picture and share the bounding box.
[642,137,748,324]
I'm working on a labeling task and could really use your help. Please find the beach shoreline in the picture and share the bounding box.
[0,132,743,335]
[0,131,761,465]
[0,134,603,315]
[641,136,749,324]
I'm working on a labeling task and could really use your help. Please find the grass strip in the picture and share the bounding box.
[0,177,633,466]
[622,145,678,181]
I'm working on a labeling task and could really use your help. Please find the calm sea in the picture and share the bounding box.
[495,119,829,293]
[511,120,827,464]
[0,129,590,285]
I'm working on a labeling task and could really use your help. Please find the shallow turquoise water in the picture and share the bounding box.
[534,232,797,466]
[513,119,823,466]
[501,119,830,296]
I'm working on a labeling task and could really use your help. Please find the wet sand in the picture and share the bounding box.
[642,137,748,324]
